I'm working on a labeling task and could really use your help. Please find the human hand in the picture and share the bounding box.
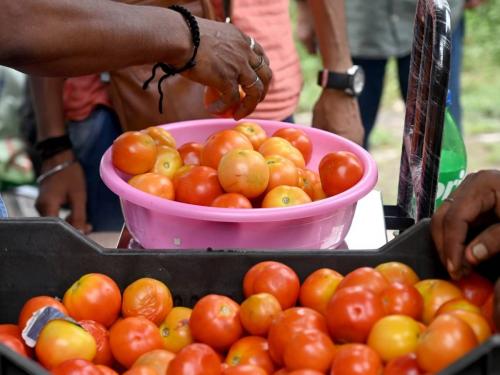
[312,90,364,145]
[430,170,500,280]
[35,150,91,234]
[182,18,272,120]
[296,0,317,54]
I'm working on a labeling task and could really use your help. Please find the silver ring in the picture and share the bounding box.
[249,37,256,51]
[444,197,455,204]
[243,76,260,89]
[251,55,265,71]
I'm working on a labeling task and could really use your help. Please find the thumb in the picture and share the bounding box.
[465,223,500,265]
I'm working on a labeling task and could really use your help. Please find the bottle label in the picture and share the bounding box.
[435,169,466,208]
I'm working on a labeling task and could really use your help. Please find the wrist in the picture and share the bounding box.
[36,134,73,162]
[41,150,75,171]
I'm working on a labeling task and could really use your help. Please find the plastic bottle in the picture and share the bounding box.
[435,91,467,209]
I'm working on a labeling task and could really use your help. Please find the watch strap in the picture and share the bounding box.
[317,69,351,90]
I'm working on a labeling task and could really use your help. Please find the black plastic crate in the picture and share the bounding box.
[0,217,499,374]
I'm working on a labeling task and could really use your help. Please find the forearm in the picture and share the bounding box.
[308,0,352,70]
[0,0,191,76]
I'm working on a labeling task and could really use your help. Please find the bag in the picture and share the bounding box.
[109,0,220,131]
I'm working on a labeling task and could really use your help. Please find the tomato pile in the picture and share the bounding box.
[0,262,496,375]
[111,122,364,208]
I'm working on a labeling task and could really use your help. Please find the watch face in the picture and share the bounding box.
[352,67,365,95]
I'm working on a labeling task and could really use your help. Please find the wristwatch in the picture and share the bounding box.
[317,65,365,97]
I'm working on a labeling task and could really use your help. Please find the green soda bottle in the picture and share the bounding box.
[435,91,467,209]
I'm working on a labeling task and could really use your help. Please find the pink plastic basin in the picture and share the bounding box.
[100,119,378,249]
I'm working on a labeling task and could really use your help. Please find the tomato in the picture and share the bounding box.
[151,146,183,180]
[112,132,157,175]
[326,286,386,344]
[239,293,282,336]
[414,279,463,324]
[367,315,422,362]
[189,294,243,351]
[454,272,494,307]
[178,142,203,166]
[283,330,335,372]
[267,307,328,366]
[375,262,420,285]
[262,186,311,208]
[481,293,496,332]
[384,353,422,375]
[201,129,253,170]
[234,122,267,149]
[51,359,101,375]
[259,137,305,169]
[381,283,424,320]
[0,324,31,356]
[123,365,158,375]
[226,336,275,374]
[272,128,312,164]
[287,371,324,375]
[299,268,344,316]
[109,317,164,368]
[436,297,481,316]
[203,86,245,118]
[218,149,270,198]
[329,344,382,375]
[212,193,253,208]
[63,273,121,328]
[243,261,300,310]
[79,320,113,366]
[318,151,363,196]
[167,343,221,375]
[174,165,223,206]
[448,310,492,343]
[222,365,267,375]
[265,155,299,192]
[416,314,477,373]
[36,319,96,369]
[142,127,176,148]
[95,365,119,375]
[297,169,319,199]
[128,173,175,200]
[0,333,29,357]
[18,296,68,332]
[336,267,389,295]
[133,349,175,375]
[311,182,327,201]
[122,278,173,325]
[160,307,193,353]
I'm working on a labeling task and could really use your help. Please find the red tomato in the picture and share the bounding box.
[272,128,313,164]
[265,155,299,192]
[381,283,424,319]
[201,129,253,170]
[287,371,324,375]
[18,296,68,332]
[95,365,119,375]
[416,314,478,372]
[142,127,176,149]
[384,353,422,375]
[318,151,363,196]
[178,142,203,166]
[299,268,344,316]
[234,122,268,149]
[262,186,312,208]
[239,293,282,336]
[267,307,328,366]
[122,278,173,325]
[123,365,157,375]
[375,262,420,285]
[326,286,386,344]
[212,193,253,208]
[109,317,164,368]
[481,293,496,332]
[329,344,382,375]
[0,333,29,357]
[448,310,492,343]
[78,320,113,366]
[174,165,223,206]
[414,279,463,324]
[454,272,494,307]
[203,86,245,118]
[112,132,157,175]
[159,307,193,353]
[150,146,183,180]
[283,330,335,372]
[336,267,389,295]
[226,336,275,375]
[0,324,31,356]
[167,343,221,375]
[222,365,267,375]
[297,169,319,199]
[63,273,121,328]
[259,137,305,169]
[133,349,175,375]
[189,294,243,351]
[36,319,97,369]
[51,359,101,375]
[128,173,175,200]
[218,149,270,198]
[243,261,300,310]
[436,297,481,315]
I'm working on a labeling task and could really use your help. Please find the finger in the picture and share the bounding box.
[464,223,500,265]
[68,190,88,233]
[35,198,61,218]
[206,82,240,115]
[235,69,265,120]
[250,42,272,98]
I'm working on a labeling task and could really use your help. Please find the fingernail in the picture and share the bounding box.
[447,259,455,273]
[472,243,488,261]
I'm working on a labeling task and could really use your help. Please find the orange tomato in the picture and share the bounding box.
[0,333,29,358]
[318,151,363,196]
[239,293,282,336]
[109,317,164,368]
[259,137,305,169]
[51,359,101,375]
[0,324,31,356]
[128,173,175,200]
[375,262,420,285]
[381,283,424,320]
[222,365,268,375]
[311,182,326,201]
[18,296,68,332]
[299,268,343,316]
[167,343,221,375]
[203,86,245,118]
[63,273,121,328]
[297,169,319,199]
[448,310,492,343]
[336,267,389,295]
[123,365,158,375]
[218,149,270,199]
[272,128,312,164]
[212,193,253,208]
[36,319,97,369]
[150,146,183,180]
[178,142,203,166]
[234,122,267,149]
[330,344,383,375]
[174,166,223,206]
[265,155,299,192]
[283,330,335,372]
[287,371,324,375]
[78,320,113,366]
[122,278,173,325]
[96,365,119,375]
[436,297,481,315]
[112,132,157,175]
[262,186,311,208]
[201,129,253,170]
[226,336,275,374]
[414,279,463,324]
[142,127,176,149]
[133,349,175,375]
[159,307,193,353]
